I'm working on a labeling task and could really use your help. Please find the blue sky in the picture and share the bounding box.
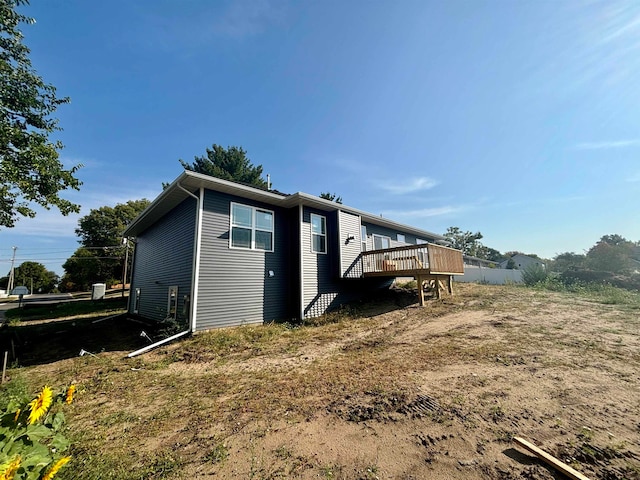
[2,0,639,277]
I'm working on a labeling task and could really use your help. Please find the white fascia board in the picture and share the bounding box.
[124,171,445,242]
[123,171,192,237]
[123,171,289,237]
[286,192,445,242]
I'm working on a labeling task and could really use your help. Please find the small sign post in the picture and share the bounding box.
[11,286,29,308]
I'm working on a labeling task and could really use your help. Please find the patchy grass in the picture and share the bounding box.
[533,278,640,309]
[4,297,127,323]
[1,283,639,479]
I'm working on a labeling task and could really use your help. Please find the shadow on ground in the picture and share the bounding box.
[349,286,439,317]
[0,316,165,367]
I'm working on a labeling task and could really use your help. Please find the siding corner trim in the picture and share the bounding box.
[299,204,304,320]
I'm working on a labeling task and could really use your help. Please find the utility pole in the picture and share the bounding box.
[7,246,17,294]
[121,238,129,298]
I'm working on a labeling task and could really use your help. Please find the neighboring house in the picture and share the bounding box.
[123,171,463,333]
[463,255,498,268]
[499,253,545,270]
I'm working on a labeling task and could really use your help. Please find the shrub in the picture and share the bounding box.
[561,269,640,291]
[521,264,548,286]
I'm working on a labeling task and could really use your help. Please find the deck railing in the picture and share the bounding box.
[361,243,464,276]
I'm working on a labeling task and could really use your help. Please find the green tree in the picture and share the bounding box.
[11,261,58,293]
[0,0,81,228]
[319,192,343,204]
[586,241,633,274]
[62,199,150,290]
[481,246,505,263]
[61,248,104,291]
[444,227,485,256]
[598,234,634,248]
[178,144,267,188]
[551,252,586,273]
[76,199,149,247]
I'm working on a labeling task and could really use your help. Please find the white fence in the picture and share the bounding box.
[454,266,523,285]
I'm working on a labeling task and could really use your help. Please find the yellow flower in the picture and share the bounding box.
[13,409,20,423]
[27,385,53,424]
[0,455,21,480]
[65,384,76,405]
[42,457,71,480]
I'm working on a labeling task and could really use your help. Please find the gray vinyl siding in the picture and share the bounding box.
[302,207,338,318]
[302,207,391,318]
[362,222,439,251]
[338,211,362,278]
[129,198,196,324]
[195,189,293,331]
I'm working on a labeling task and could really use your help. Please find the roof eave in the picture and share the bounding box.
[124,171,446,242]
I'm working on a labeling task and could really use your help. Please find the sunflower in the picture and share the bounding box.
[42,457,71,480]
[0,456,21,480]
[13,408,20,423]
[65,385,76,405]
[27,385,53,424]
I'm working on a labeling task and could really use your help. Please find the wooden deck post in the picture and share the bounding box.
[447,275,453,295]
[416,274,425,306]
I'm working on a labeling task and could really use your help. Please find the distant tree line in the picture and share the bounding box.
[445,226,639,289]
[549,235,639,289]
[1,261,58,294]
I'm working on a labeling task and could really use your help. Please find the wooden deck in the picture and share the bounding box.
[360,243,464,304]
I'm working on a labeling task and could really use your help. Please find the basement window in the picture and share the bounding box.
[230,203,274,252]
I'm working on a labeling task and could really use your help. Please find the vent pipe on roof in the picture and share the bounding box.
[267,174,271,190]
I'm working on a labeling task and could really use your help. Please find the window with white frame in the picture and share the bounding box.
[416,238,428,245]
[373,234,391,250]
[361,225,367,251]
[397,233,406,243]
[310,213,327,253]
[230,203,274,251]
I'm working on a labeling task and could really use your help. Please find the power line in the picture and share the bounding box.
[0,257,124,262]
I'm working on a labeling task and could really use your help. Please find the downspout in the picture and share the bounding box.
[176,182,204,334]
[127,182,203,358]
[127,330,191,358]
[189,186,204,333]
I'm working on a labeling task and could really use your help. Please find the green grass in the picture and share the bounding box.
[63,447,185,480]
[530,278,640,308]
[4,297,127,322]
[0,375,29,408]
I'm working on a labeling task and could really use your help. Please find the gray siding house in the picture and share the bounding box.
[123,171,449,333]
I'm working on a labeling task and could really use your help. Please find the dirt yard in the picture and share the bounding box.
[8,283,640,479]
